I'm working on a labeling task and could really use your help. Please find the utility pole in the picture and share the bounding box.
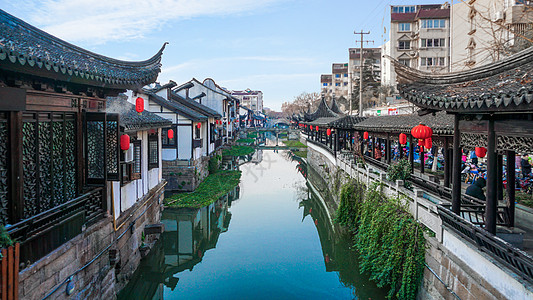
[354,30,373,117]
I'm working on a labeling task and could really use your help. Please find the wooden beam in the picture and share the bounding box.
[409,134,414,174]
[444,137,450,187]
[9,112,23,222]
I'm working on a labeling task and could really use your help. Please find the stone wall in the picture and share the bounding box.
[420,235,508,300]
[163,154,211,192]
[18,183,165,299]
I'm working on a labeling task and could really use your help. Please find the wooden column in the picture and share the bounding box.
[444,138,450,187]
[399,140,403,160]
[420,143,425,174]
[497,154,504,201]
[386,135,391,164]
[452,115,462,215]
[9,112,23,222]
[334,132,338,153]
[506,150,516,227]
[486,119,497,234]
[409,135,414,174]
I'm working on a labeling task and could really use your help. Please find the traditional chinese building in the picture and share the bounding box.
[0,9,169,299]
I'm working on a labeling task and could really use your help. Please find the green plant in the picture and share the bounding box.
[165,170,242,208]
[236,138,255,145]
[247,132,258,139]
[387,158,412,188]
[282,140,307,148]
[335,182,426,299]
[208,155,222,174]
[222,145,255,157]
[0,225,13,249]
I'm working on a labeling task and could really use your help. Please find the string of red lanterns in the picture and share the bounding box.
[196,122,202,129]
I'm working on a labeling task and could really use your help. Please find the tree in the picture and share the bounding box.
[351,56,381,111]
[281,92,321,117]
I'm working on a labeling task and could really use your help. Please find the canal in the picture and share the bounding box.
[119,150,388,299]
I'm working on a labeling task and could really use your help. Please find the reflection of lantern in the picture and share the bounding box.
[316,126,319,132]
[197,122,201,129]
[327,128,331,136]
[475,147,487,158]
[167,129,174,140]
[120,134,130,151]
[399,133,407,145]
[424,137,432,149]
[135,97,144,115]
[363,131,369,140]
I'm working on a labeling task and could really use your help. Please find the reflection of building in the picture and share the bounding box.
[251,149,263,164]
[118,190,238,299]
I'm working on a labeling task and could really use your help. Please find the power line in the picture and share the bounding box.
[354,30,374,117]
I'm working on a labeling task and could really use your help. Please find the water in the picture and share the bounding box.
[119,150,388,299]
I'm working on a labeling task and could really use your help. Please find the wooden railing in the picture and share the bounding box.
[0,243,19,300]
[7,188,104,266]
[438,206,533,284]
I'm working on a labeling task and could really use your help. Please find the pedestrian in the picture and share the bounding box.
[465,178,486,201]
[521,154,532,177]
[374,146,382,161]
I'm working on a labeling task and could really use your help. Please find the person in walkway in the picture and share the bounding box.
[465,178,486,201]
[521,154,532,177]
[374,146,382,161]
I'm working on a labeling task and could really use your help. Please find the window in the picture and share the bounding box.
[421,38,445,48]
[343,82,348,86]
[398,41,411,50]
[148,134,159,169]
[335,83,340,86]
[322,83,327,86]
[344,73,348,77]
[399,59,410,67]
[399,23,411,31]
[421,57,446,66]
[335,74,341,78]
[162,126,176,148]
[132,140,141,180]
[421,19,446,29]
[392,6,415,13]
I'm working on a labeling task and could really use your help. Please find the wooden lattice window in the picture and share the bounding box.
[85,112,120,184]
[148,133,159,170]
[132,140,141,180]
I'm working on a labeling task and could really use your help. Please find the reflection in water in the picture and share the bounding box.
[118,187,238,300]
[119,151,387,299]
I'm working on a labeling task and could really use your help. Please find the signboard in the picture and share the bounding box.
[377,110,381,116]
[388,108,398,115]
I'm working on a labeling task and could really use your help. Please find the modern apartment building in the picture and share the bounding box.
[320,74,333,96]
[388,4,451,85]
[348,47,382,100]
[451,0,533,71]
[331,63,349,98]
[231,89,263,113]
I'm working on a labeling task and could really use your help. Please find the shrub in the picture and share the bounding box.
[387,158,411,188]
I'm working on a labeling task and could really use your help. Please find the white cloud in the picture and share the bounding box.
[24,0,286,44]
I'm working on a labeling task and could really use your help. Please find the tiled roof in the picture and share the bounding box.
[146,81,177,93]
[351,111,453,135]
[330,115,367,129]
[391,12,416,22]
[417,8,450,19]
[304,98,340,121]
[392,46,533,113]
[170,92,221,118]
[329,98,343,114]
[106,96,172,132]
[307,117,341,127]
[0,9,165,90]
[145,90,207,121]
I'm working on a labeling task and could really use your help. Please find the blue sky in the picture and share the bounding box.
[1,0,443,110]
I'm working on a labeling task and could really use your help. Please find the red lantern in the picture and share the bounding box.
[327,128,332,136]
[316,126,319,132]
[167,129,174,140]
[411,123,433,140]
[418,139,424,146]
[363,131,369,140]
[424,137,432,149]
[399,133,407,145]
[475,147,487,158]
[135,97,144,115]
[197,122,201,129]
[120,134,130,151]
[310,125,313,131]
